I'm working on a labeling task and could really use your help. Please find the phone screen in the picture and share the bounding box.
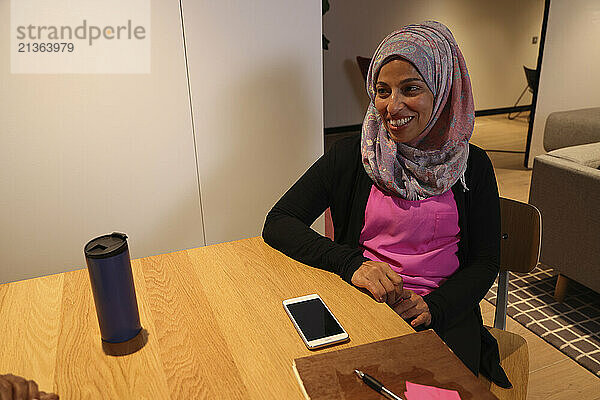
[286,298,345,341]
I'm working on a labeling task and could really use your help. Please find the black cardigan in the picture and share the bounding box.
[263,135,510,386]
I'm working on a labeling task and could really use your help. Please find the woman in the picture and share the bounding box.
[262,21,510,387]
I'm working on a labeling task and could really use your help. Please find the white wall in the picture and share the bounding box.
[0,0,324,283]
[0,0,205,283]
[323,0,544,128]
[528,0,600,166]
[182,0,324,245]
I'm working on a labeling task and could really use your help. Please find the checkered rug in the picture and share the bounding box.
[484,266,600,377]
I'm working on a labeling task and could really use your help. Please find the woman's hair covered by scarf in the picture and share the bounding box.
[361,21,475,201]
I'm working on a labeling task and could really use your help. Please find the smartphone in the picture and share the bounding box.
[283,294,349,350]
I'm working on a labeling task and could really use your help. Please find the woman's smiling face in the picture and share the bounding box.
[374,58,434,144]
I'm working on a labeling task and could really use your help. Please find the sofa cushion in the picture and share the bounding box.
[544,108,600,152]
[548,142,600,169]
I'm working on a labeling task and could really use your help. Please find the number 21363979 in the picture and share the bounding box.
[17,42,74,52]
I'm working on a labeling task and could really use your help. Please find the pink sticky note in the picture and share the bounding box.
[404,381,462,400]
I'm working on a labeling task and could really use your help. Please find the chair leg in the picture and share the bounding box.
[508,86,528,120]
[494,270,509,330]
[554,274,570,303]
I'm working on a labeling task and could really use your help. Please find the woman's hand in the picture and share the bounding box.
[391,289,432,328]
[351,261,404,305]
[0,374,59,400]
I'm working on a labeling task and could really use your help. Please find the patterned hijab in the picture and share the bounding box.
[361,21,474,201]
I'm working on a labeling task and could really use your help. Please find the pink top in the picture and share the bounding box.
[359,185,460,295]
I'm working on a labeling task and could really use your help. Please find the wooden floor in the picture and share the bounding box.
[473,114,600,399]
[471,114,532,202]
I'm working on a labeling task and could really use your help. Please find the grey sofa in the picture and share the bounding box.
[529,107,600,298]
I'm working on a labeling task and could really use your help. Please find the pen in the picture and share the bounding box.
[354,369,403,400]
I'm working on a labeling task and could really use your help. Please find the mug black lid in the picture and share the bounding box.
[84,232,128,259]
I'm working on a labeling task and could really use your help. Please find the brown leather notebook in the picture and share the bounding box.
[292,330,497,399]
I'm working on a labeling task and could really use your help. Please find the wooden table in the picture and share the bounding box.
[0,237,414,399]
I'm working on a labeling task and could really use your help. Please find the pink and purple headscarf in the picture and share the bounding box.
[361,21,474,200]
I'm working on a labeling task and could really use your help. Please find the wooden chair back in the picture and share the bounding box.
[499,197,542,274]
[495,197,542,330]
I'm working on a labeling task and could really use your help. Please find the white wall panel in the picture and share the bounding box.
[528,0,600,166]
[0,0,205,283]
[182,0,324,245]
